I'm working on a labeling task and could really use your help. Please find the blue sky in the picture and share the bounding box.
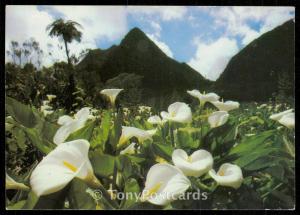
[6,6,295,80]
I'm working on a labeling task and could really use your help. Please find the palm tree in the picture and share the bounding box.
[46,18,82,65]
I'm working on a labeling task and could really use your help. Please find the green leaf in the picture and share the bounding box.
[90,150,115,178]
[7,200,26,209]
[22,192,39,209]
[120,178,140,209]
[126,155,146,164]
[90,110,111,149]
[66,120,96,142]
[5,96,38,128]
[13,127,27,151]
[229,130,275,156]
[23,188,68,209]
[22,127,53,154]
[67,178,96,209]
[177,128,200,149]
[152,143,174,160]
[109,111,123,150]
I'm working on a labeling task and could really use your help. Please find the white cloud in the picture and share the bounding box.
[188,37,239,81]
[199,6,294,46]
[127,6,187,21]
[146,34,173,58]
[5,6,128,67]
[150,21,162,37]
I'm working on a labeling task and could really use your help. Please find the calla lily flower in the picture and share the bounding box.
[6,174,30,191]
[118,126,157,147]
[141,163,191,206]
[278,112,295,129]
[172,149,213,177]
[161,102,192,124]
[155,156,168,164]
[30,139,101,197]
[270,109,293,121]
[138,106,152,114]
[208,111,229,128]
[100,89,123,106]
[42,100,50,106]
[120,142,138,155]
[147,115,167,125]
[209,163,243,189]
[187,90,220,106]
[46,94,57,102]
[53,107,92,145]
[211,100,240,112]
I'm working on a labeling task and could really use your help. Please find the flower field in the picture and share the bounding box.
[5,89,295,209]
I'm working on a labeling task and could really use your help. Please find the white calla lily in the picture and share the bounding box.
[120,142,138,155]
[53,107,92,145]
[118,126,157,147]
[6,174,30,191]
[209,163,243,189]
[160,102,192,124]
[100,89,123,106]
[187,90,220,106]
[211,100,240,112]
[172,149,213,177]
[30,139,100,197]
[141,163,191,206]
[46,94,57,102]
[208,111,229,128]
[147,115,167,125]
[270,109,293,121]
[278,112,295,129]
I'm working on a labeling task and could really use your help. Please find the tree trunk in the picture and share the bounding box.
[63,40,71,65]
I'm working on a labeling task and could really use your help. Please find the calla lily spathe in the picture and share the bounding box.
[161,102,192,124]
[118,126,157,147]
[208,111,229,128]
[141,163,191,206]
[100,89,123,106]
[6,174,30,191]
[53,107,92,145]
[172,149,213,177]
[209,163,243,189]
[278,112,295,129]
[120,142,138,155]
[187,90,220,106]
[270,109,294,129]
[30,139,101,197]
[46,94,57,102]
[269,109,293,121]
[211,100,240,112]
[147,115,167,125]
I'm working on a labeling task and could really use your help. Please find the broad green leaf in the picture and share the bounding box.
[233,147,279,169]
[22,127,53,154]
[90,110,111,149]
[177,128,199,150]
[109,111,123,150]
[66,120,96,142]
[5,96,38,128]
[67,178,96,209]
[90,150,115,178]
[6,200,26,209]
[13,127,27,151]
[152,143,174,160]
[229,130,275,156]
[120,178,140,209]
[23,188,68,209]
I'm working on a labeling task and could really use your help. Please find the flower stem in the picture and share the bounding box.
[169,122,175,147]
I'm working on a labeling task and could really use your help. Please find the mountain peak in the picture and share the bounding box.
[121,27,151,46]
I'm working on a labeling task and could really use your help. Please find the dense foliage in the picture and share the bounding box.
[5,94,295,209]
